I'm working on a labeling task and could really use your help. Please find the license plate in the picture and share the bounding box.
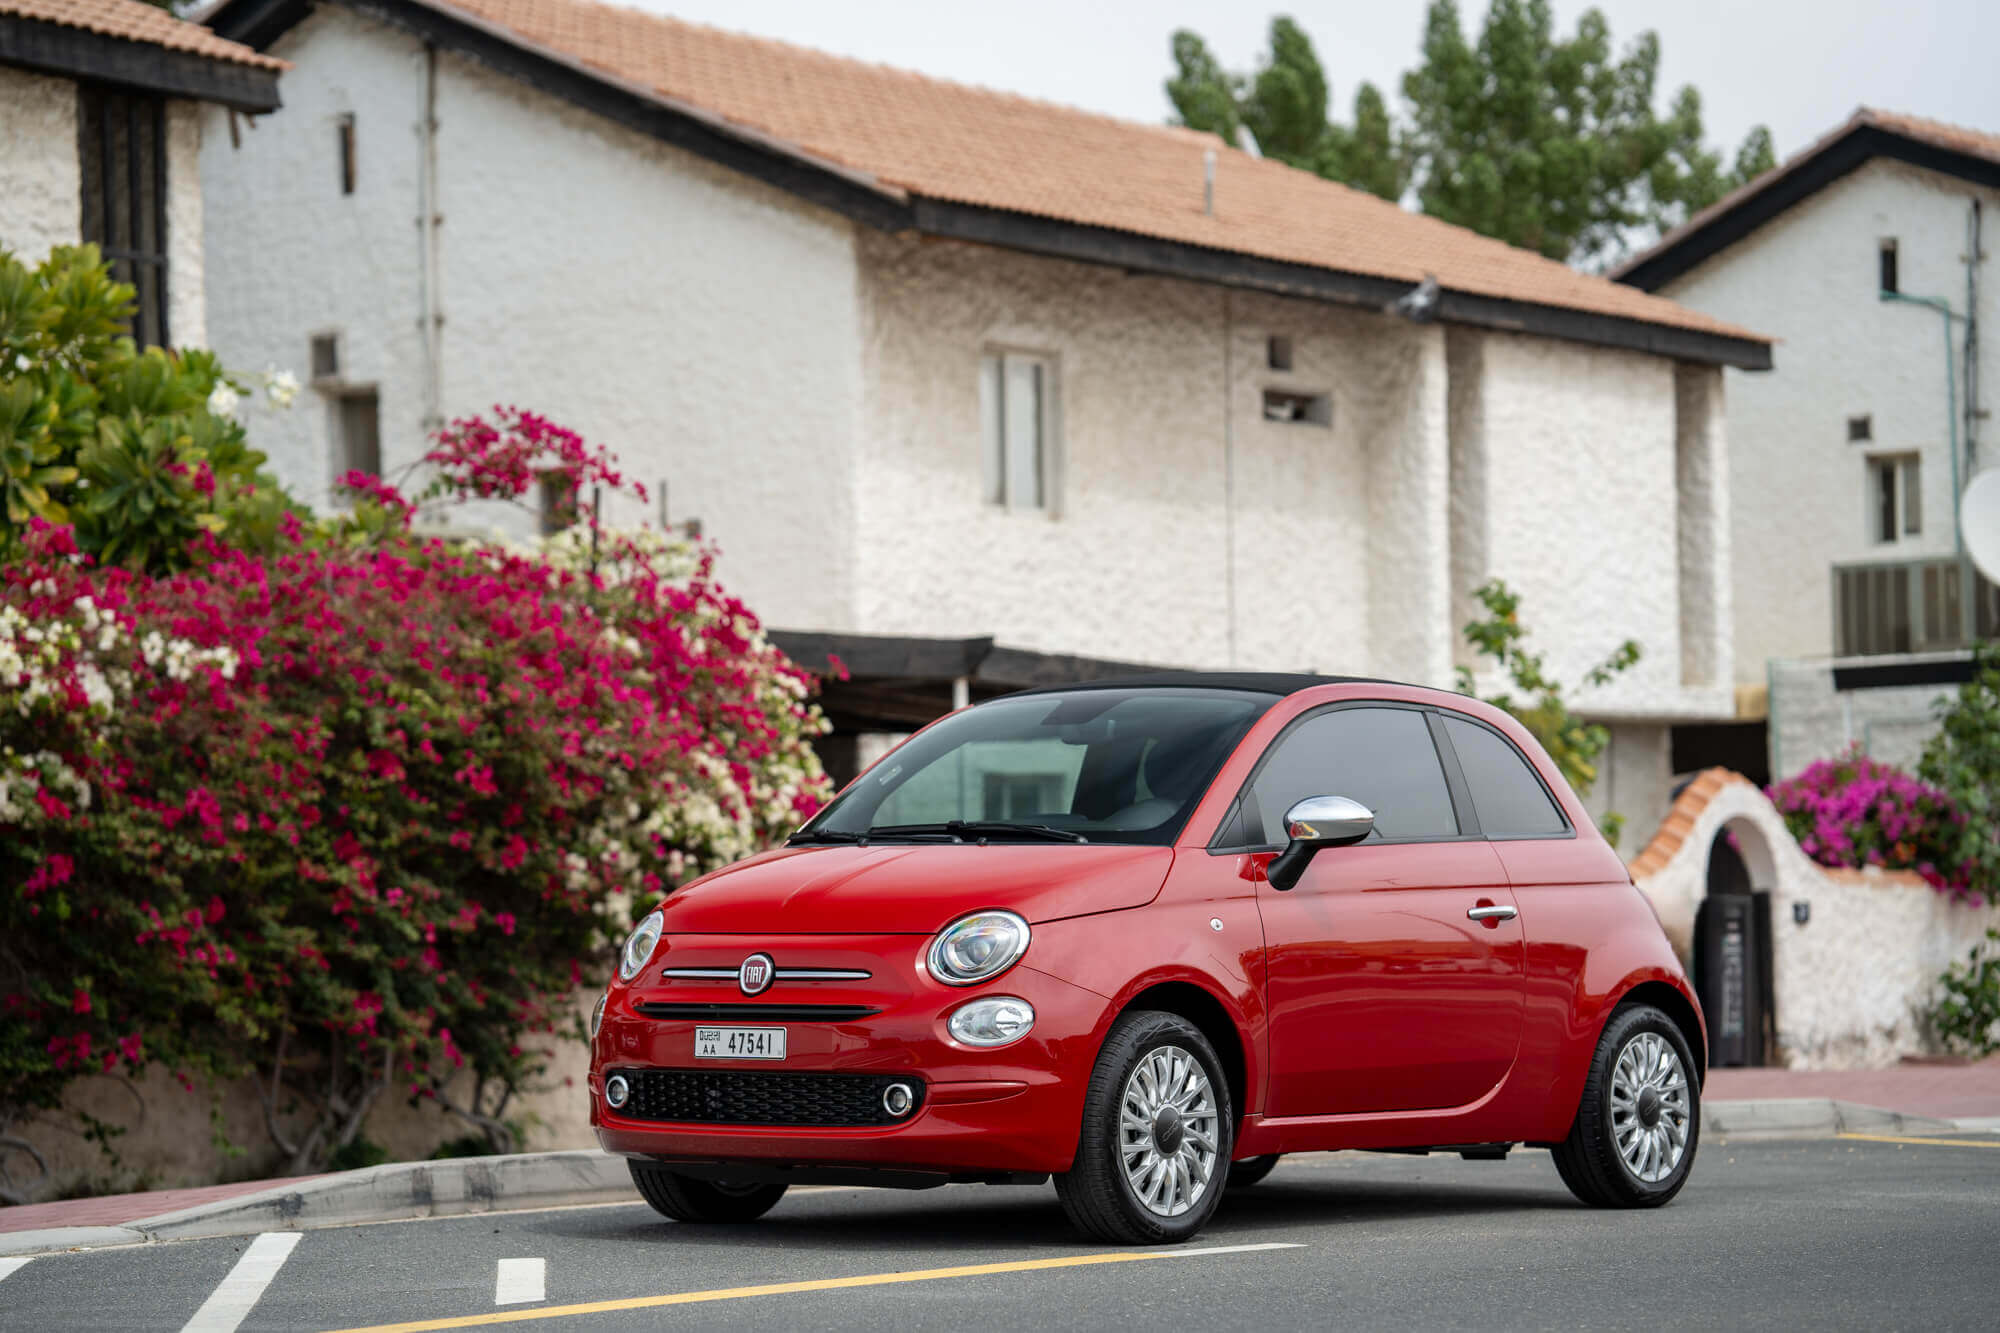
[694,1026,787,1060]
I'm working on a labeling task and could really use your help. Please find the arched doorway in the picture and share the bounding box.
[1693,819,1778,1066]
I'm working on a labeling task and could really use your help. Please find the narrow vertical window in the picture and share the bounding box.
[1901,456,1921,535]
[1266,335,1293,371]
[979,351,1056,512]
[1879,239,1899,294]
[539,472,578,535]
[1873,457,1897,543]
[77,85,169,347]
[336,389,381,478]
[338,114,357,195]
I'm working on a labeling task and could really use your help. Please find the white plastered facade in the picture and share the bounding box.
[1659,158,2000,686]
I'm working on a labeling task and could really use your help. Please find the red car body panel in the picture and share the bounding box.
[591,680,1704,1177]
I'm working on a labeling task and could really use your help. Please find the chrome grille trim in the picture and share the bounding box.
[659,967,874,982]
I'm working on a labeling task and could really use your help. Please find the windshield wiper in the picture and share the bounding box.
[944,820,1089,844]
[787,828,962,846]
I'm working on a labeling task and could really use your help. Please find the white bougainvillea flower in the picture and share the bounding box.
[265,369,300,409]
[206,382,241,418]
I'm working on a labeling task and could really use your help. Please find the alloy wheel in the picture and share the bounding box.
[1118,1044,1221,1217]
[1609,1030,1691,1183]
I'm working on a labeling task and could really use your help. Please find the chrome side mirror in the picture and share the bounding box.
[1266,795,1374,891]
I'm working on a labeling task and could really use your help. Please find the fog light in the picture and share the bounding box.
[881,1082,916,1118]
[948,996,1035,1047]
[605,1073,630,1110]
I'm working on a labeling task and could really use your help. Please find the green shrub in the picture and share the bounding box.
[0,244,298,571]
[1931,929,2000,1058]
[1917,641,2000,903]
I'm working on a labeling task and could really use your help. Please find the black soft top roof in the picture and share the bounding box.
[1007,671,1401,698]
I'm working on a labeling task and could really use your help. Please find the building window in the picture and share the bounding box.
[979,351,1057,511]
[334,389,381,479]
[338,114,357,195]
[77,85,169,348]
[1870,454,1920,543]
[1879,239,1899,294]
[1266,335,1293,372]
[1262,387,1332,426]
[539,472,579,535]
[1847,414,1871,442]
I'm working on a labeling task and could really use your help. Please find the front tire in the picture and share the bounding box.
[1056,1010,1233,1245]
[1552,1003,1700,1208]
[629,1160,787,1223]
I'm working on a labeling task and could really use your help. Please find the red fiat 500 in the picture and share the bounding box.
[590,674,1704,1243]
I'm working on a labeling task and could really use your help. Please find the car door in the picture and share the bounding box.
[1232,704,1526,1118]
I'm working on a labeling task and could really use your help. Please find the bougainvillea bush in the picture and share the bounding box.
[0,409,830,1196]
[1767,748,1973,901]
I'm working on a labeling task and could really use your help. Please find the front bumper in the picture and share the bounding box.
[590,935,1107,1177]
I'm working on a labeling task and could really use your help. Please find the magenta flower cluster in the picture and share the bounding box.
[1767,747,1974,900]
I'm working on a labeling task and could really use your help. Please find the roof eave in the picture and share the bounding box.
[208,0,1769,370]
[1616,120,2000,293]
[0,13,282,111]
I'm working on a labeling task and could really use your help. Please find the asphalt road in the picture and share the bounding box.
[3,1133,1997,1332]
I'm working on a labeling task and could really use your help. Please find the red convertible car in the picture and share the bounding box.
[590,674,1704,1243]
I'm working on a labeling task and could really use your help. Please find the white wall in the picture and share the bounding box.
[852,230,1447,676]
[0,66,80,260]
[1768,654,1960,776]
[1662,158,2000,682]
[1632,772,2000,1068]
[200,8,865,630]
[165,101,206,348]
[1451,328,1732,721]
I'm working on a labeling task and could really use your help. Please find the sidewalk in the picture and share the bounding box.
[4,1058,1996,1253]
[1706,1054,2000,1124]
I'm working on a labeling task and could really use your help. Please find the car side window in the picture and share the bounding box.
[1243,706,1459,844]
[1439,714,1568,837]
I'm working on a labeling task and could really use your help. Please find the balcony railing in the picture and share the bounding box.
[1832,555,2000,657]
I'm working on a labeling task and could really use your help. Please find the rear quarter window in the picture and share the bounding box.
[1439,714,1568,837]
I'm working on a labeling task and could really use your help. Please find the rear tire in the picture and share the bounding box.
[629,1160,787,1223]
[1552,1003,1700,1208]
[1055,1010,1233,1245]
[1226,1154,1281,1189]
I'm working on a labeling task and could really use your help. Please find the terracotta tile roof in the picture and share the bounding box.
[1,0,285,69]
[1627,768,1745,880]
[1615,107,1999,285]
[421,0,1759,346]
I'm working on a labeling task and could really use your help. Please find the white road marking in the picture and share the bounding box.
[1157,1243,1306,1258]
[179,1231,303,1333]
[493,1258,546,1306]
[0,1257,31,1283]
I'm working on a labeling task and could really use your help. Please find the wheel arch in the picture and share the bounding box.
[1119,979,1250,1125]
[1616,979,1709,1086]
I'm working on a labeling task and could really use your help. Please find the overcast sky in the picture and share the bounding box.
[625,0,1999,166]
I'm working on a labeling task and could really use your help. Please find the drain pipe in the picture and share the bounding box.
[1879,289,1965,559]
[417,45,444,429]
[1964,199,1983,477]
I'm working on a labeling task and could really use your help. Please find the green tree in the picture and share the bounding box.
[1167,19,1408,201]
[1456,579,1641,845]
[1917,640,2000,901]
[1167,5,1776,265]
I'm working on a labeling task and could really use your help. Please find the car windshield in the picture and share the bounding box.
[796,688,1274,846]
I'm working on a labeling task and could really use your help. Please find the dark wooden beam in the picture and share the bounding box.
[0,16,283,112]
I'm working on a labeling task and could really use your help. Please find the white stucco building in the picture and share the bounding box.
[198,0,1768,826]
[0,0,284,345]
[1616,109,2000,782]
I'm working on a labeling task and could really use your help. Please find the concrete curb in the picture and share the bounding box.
[1702,1097,1961,1139]
[130,1149,634,1243]
[0,1226,147,1256]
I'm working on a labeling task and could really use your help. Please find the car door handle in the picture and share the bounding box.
[1467,905,1517,922]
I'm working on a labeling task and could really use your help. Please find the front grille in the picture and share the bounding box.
[634,1002,880,1022]
[612,1068,923,1126]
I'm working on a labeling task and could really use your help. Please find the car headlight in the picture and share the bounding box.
[926,910,1030,986]
[617,910,663,982]
[948,996,1036,1047]
[590,990,608,1039]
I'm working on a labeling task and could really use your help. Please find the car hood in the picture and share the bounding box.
[658,842,1176,935]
